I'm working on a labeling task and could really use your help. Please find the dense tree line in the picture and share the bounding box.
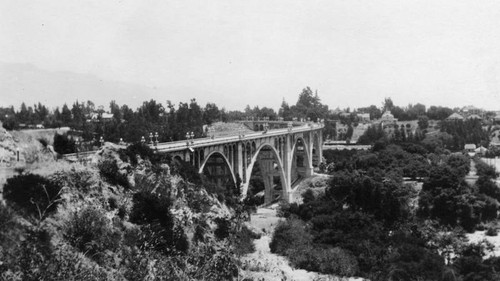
[1,87,335,144]
[273,130,500,279]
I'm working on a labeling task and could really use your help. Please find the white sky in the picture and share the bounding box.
[1,0,500,111]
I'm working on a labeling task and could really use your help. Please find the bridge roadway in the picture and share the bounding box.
[154,122,322,153]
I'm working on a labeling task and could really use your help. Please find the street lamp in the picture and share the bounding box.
[149,132,153,145]
[99,136,104,147]
[141,136,146,145]
[75,138,80,160]
[186,131,194,145]
[154,132,159,146]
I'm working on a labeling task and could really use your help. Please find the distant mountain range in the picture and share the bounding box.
[0,62,179,109]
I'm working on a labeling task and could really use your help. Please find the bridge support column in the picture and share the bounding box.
[257,158,277,204]
[283,134,293,203]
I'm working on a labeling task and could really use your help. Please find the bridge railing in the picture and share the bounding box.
[62,122,324,157]
[155,122,324,152]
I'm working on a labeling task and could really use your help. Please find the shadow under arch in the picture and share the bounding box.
[290,136,311,185]
[198,151,237,189]
[242,143,288,203]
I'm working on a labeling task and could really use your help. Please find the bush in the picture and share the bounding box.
[98,158,129,188]
[119,142,155,165]
[234,225,259,256]
[3,173,63,218]
[214,217,231,240]
[316,247,359,276]
[130,190,189,254]
[52,165,98,194]
[53,133,75,155]
[486,227,498,236]
[64,205,121,265]
[270,219,311,255]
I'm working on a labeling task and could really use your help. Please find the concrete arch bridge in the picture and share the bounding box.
[157,121,324,203]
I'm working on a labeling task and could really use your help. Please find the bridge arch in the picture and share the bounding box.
[199,151,237,189]
[242,143,288,203]
[290,136,312,184]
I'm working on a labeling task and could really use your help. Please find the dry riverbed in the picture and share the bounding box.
[239,205,364,281]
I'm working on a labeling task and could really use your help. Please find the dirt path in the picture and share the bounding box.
[239,205,364,281]
[239,205,320,281]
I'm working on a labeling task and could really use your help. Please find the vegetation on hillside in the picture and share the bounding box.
[0,143,256,280]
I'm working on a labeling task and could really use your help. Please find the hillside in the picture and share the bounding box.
[0,140,254,280]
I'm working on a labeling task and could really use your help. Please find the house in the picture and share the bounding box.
[86,112,115,123]
[475,146,488,155]
[339,112,351,119]
[461,105,482,116]
[494,113,500,124]
[356,113,370,123]
[380,111,397,122]
[446,113,464,121]
[464,143,476,156]
[467,114,482,120]
[101,113,114,121]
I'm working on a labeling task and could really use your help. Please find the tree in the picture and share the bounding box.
[18,102,29,123]
[418,115,429,130]
[203,103,221,124]
[383,98,394,112]
[71,101,85,129]
[357,105,382,120]
[53,133,76,154]
[278,99,292,120]
[427,106,453,120]
[110,100,122,121]
[61,104,72,126]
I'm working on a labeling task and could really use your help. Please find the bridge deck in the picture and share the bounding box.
[156,123,323,152]
[63,122,323,159]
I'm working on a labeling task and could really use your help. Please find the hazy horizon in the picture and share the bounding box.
[2,1,500,111]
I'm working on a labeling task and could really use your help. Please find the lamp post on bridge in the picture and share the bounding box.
[99,136,104,147]
[185,131,194,146]
[75,138,80,160]
[141,136,146,145]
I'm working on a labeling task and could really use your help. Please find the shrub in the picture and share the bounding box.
[214,217,232,240]
[276,201,299,218]
[3,173,63,218]
[64,205,121,265]
[0,204,24,275]
[316,247,359,276]
[270,219,311,255]
[486,227,498,236]
[302,189,315,204]
[233,225,259,256]
[119,142,155,165]
[52,165,98,194]
[98,158,129,188]
[130,190,189,254]
[53,133,75,155]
